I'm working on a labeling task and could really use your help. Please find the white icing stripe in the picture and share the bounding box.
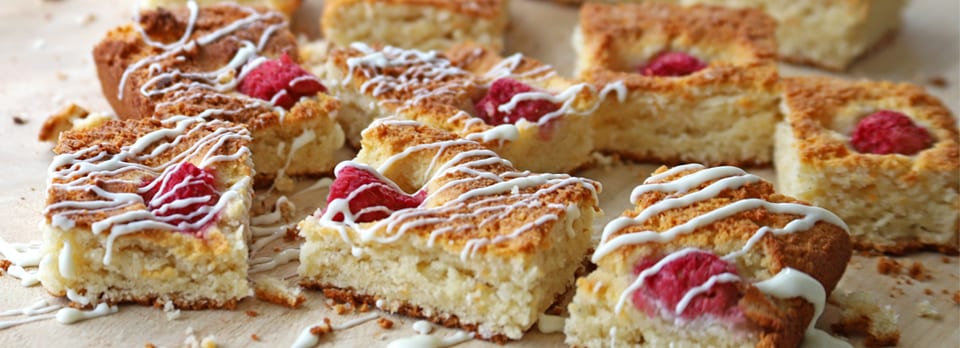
[55,303,119,324]
[0,236,43,267]
[291,314,380,348]
[674,273,740,315]
[0,299,62,331]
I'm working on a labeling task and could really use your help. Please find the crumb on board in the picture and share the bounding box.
[942,257,951,264]
[876,257,902,275]
[0,259,10,272]
[245,310,259,317]
[310,318,333,337]
[908,261,928,280]
[924,288,934,296]
[13,116,27,125]
[334,303,353,315]
[917,300,942,319]
[953,291,960,305]
[829,290,900,348]
[145,344,156,348]
[359,302,371,313]
[377,317,394,329]
[251,334,261,342]
[927,76,948,88]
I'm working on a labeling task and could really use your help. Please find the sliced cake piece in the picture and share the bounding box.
[775,76,959,254]
[317,42,602,172]
[321,0,508,52]
[38,117,254,309]
[566,164,853,347]
[574,2,780,166]
[93,3,344,187]
[298,119,601,341]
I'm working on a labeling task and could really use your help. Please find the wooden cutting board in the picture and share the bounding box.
[0,1,957,347]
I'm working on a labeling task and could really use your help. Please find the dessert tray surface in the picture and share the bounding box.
[0,0,957,347]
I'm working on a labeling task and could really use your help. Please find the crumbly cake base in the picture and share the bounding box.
[297,204,597,341]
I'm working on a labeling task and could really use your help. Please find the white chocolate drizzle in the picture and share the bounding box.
[595,164,851,346]
[44,116,252,265]
[316,120,599,261]
[290,313,380,348]
[56,303,119,324]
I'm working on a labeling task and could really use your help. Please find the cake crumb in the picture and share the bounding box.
[250,334,261,341]
[252,276,306,308]
[245,310,259,317]
[0,259,10,272]
[953,291,960,305]
[56,71,68,81]
[333,303,352,315]
[77,13,96,26]
[917,300,941,319]
[941,257,951,264]
[163,301,181,321]
[876,257,901,275]
[377,317,394,329]
[145,344,156,348]
[829,291,900,347]
[309,318,333,337]
[13,116,27,125]
[924,288,934,296]
[908,262,927,280]
[927,76,948,88]
[359,302,371,312]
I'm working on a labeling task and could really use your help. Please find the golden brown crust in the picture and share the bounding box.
[603,165,852,348]
[38,104,89,142]
[323,0,504,19]
[46,118,250,230]
[782,76,959,172]
[92,4,300,129]
[578,2,777,69]
[0,259,10,273]
[306,283,504,343]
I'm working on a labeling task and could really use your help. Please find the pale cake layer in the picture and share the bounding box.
[93,4,345,184]
[322,0,507,52]
[299,205,595,341]
[298,120,600,340]
[775,77,959,254]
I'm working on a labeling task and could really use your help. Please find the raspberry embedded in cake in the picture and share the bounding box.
[238,53,328,109]
[850,110,933,155]
[631,250,742,319]
[638,52,707,77]
[475,78,560,126]
[139,162,220,234]
[324,164,427,223]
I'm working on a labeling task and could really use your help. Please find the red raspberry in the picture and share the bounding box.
[237,53,327,109]
[475,78,560,126]
[632,251,742,319]
[140,162,220,234]
[325,165,427,223]
[638,52,707,77]
[851,110,934,155]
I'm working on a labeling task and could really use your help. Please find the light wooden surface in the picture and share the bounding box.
[0,0,958,347]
